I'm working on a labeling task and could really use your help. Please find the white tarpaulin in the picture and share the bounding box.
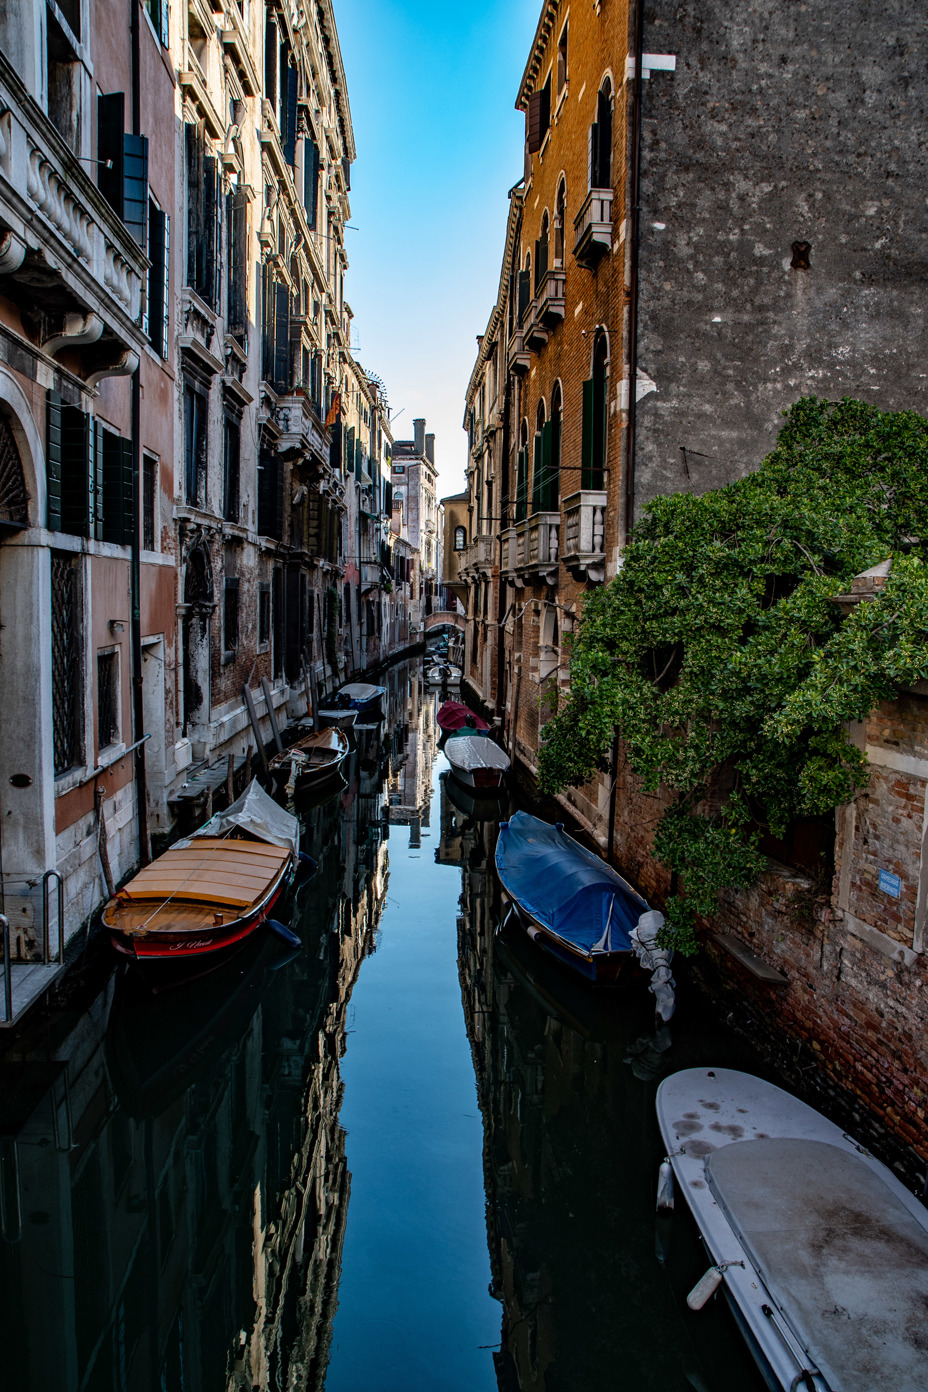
[191,779,300,857]
[630,910,676,1021]
[446,737,511,773]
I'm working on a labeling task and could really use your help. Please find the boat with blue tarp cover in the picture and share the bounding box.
[495,812,675,1011]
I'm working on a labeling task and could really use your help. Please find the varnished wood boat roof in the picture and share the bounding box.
[116,837,290,910]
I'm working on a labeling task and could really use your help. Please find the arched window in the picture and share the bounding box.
[531,399,546,513]
[582,332,609,490]
[554,180,566,267]
[515,419,529,522]
[590,79,613,190]
[454,525,466,551]
[535,211,550,293]
[549,380,562,510]
[518,251,531,325]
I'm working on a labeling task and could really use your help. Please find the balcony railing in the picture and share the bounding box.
[522,512,560,580]
[573,188,613,268]
[474,534,495,573]
[275,393,329,463]
[535,268,566,329]
[0,57,148,371]
[500,526,519,578]
[561,490,608,580]
[506,328,530,377]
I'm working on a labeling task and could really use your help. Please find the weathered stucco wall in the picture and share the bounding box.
[634,0,928,512]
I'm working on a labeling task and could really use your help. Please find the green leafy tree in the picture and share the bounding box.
[538,398,928,953]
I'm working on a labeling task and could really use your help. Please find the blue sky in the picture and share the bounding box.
[337,0,540,495]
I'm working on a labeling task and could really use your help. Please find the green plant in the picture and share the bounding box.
[538,397,928,953]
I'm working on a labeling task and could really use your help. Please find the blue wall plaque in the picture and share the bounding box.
[878,869,902,898]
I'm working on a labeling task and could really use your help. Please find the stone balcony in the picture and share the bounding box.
[561,490,608,581]
[520,512,560,584]
[531,268,566,341]
[474,533,495,574]
[500,525,519,579]
[506,328,530,377]
[573,188,614,268]
[275,393,329,466]
[0,57,148,381]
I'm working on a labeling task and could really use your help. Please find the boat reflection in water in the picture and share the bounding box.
[443,774,765,1392]
[0,677,418,1392]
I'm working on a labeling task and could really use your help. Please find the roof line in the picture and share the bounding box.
[516,1,560,112]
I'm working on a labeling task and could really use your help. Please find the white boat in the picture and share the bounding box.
[426,662,461,685]
[656,1068,928,1391]
[445,735,510,790]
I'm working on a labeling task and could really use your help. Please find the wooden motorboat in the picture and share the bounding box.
[495,811,673,1007]
[332,681,386,715]
[269,727,349,795]
[104,781,299,961]
[445,734,510,790]
[656,1068,928,1392]
[317,705,358,732]
[426,662,461,685]
[436,699,490,738]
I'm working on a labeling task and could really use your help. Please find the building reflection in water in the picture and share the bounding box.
[0,666,430,1392]
[444,773,755,1392]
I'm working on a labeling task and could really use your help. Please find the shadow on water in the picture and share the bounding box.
[0,659,769,1391]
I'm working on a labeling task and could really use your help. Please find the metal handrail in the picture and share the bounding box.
[0,914,10,1024]
[42,870,64,965]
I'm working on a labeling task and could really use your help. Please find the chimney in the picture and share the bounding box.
[425,433,435,465]
[413,418,426,455]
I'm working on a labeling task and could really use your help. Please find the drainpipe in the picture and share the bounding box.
[130,4,151,863]
[624,0,646,542]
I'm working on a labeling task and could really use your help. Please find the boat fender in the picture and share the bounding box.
[656,1159,674,1212]
[266,919,302,949]
[687,1261,744,1310]
[297,852,318,879]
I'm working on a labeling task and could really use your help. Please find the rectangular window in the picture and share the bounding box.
[303,135,319,228]
[97,93,149,247]
[186,123,219,308]
[257,450,282,539]
[143,452,157,551]
[515,447,528,523]
[183,383,207,506]
[147,200,170,357]
[51,552,83,776]
[258,583,271,648]
[222,417,240,523]
[97,424,134,546]
[226,188,247,342]
[223,577,239,658]
[46,393,92,537]
[557,24,568,93]
[144,0,169,46]
[97,650,120,751]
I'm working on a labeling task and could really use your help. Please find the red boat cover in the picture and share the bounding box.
[437,700,489,733]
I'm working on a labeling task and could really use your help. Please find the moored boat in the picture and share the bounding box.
[332,681,386,714]
[317,705,358,732]
[495,811,674,1010]
[104,781,300,962]
[656,1068,928,1392]
[436,699,490,738]
[269,727,350,796]
[427,662,462,686]
[445,734,510,790]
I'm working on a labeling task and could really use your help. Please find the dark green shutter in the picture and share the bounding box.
[549,414,560,510]
[540,421,554,511]
[385,480,392,514]
[122,133,148,247]
[284,64,298,166]
[227,189,247,338]
[274,282,290,390]
[203,155,219,308]
[120,437,134,546]
[304,137,319,228]
[531,431,542,513]
[264,15,278,108]
[518,270,530,325]
[588,122,599,189]
[515,447,527,522]
[148,207,168,356]
[355,438,363,481]
[581,378,594,489]
[186,123,204,292]
[91,422,104,540]
[101,428,121,544]
[97,92,125,215]
[46,392,63,532]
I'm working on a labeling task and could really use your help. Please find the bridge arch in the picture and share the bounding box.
[424,609,465,634]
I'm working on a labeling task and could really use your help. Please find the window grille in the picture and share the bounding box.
[143,453,157,550]
[51,553,82,775]
[97,651,119,749]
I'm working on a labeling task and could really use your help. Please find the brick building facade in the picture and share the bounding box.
[454,0,928,1171]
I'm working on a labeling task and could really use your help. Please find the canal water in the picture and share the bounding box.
[0,658,772,1391]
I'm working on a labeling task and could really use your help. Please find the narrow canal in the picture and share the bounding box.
[0,657,773,1391]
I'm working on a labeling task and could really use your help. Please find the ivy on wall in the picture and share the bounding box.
[538,398,928,953]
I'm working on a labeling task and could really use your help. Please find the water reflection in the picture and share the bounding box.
[0,666,418,1391]
[448,783,765,1392]
[0,662,768,1392]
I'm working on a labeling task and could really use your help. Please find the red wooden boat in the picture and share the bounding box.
[104,781,299,961]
